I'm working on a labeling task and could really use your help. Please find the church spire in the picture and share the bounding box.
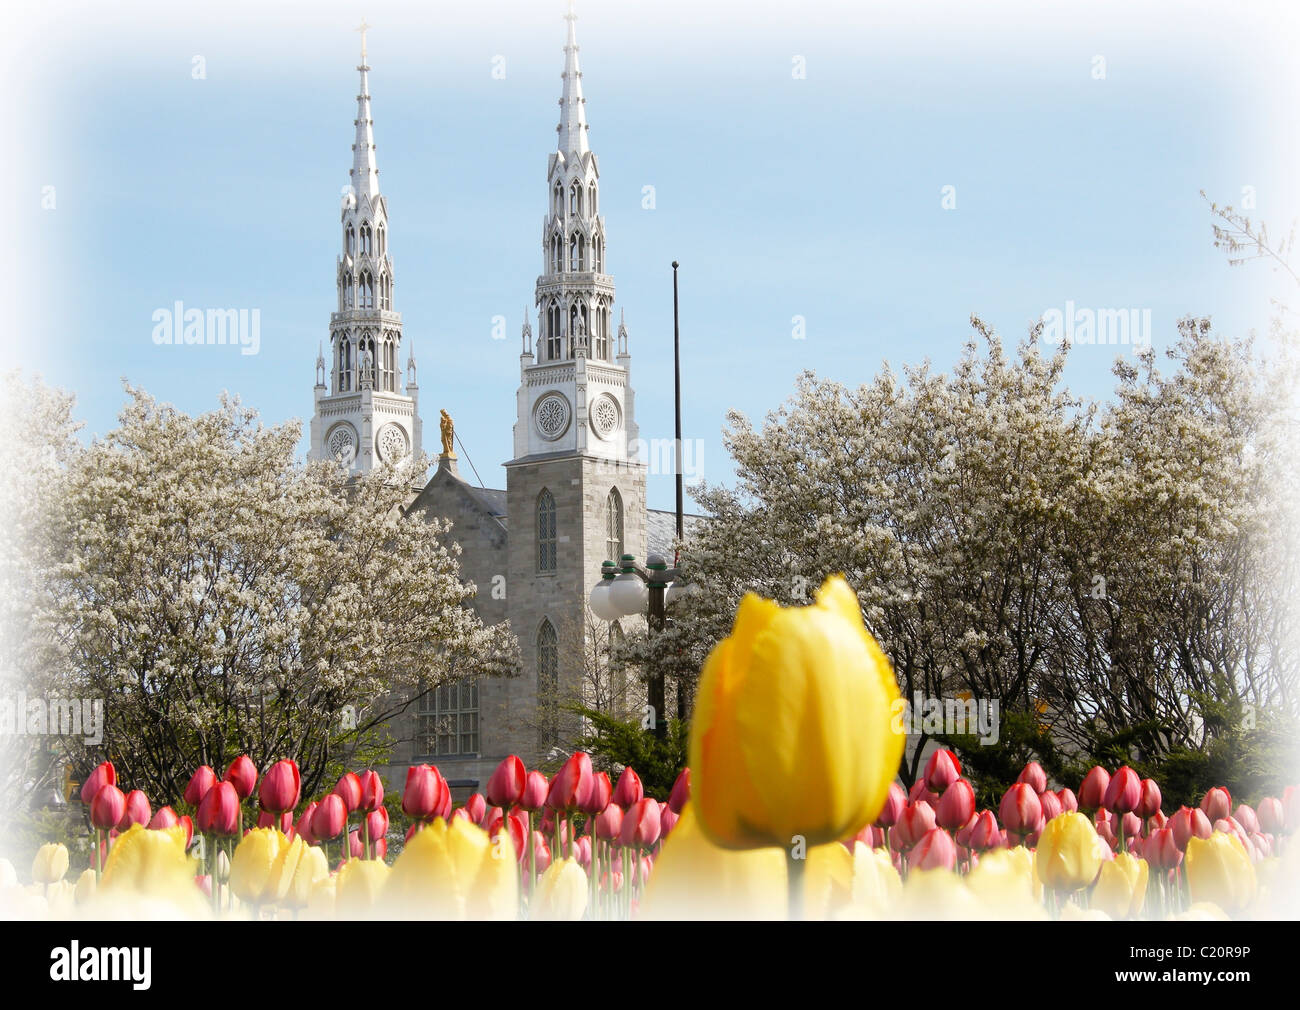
[556,2,589,157]
[310,24,422,475]
[351,19,380,201]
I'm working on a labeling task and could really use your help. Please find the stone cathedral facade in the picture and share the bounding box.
[308,14,683,793]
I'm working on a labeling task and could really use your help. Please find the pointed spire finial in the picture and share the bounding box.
[350,22,380,200]
[556,1,589,156]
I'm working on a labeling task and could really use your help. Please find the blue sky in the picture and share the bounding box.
[12,0,1299,512]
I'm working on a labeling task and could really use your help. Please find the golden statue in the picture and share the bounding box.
[439,409,456,457]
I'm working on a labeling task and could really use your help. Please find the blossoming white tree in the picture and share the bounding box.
[41,385,518,803]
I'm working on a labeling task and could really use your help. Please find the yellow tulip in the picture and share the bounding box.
[967,847,1043,917]
[98,824,205,916]
[32,843,69,885]
[229,828,284,905]
[269,836,329,909]
[303,875,336,920]
[532,858,589,921]
[803,841,857,919]
[845,842,901,918]
[335,857,390,918]
[688,575,905,850]
[1091,852,1148,919]
[1036,812,1106,892]
[900,868,981,920]
[1185,832,1256,913]
[73,868,97,905]
[381,816,517,920]
[639,804,786,920]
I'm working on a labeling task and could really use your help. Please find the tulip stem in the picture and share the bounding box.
[786,851,805,921]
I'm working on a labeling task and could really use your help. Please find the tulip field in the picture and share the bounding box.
[5,577,1299,920]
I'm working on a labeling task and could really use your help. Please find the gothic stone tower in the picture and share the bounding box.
[507,7,646,756]
[310,27,422,472]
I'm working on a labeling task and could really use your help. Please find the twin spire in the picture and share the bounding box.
[351,19,379,202]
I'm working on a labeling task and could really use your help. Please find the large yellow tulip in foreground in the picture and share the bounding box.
[688,574,905,850]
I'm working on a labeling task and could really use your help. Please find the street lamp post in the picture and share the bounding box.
[589,553,684,740]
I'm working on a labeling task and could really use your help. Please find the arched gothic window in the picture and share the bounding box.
[537,619,559,747]
[606,487,624,561]
[537,489,557,572]
[546,301,562,361]
[346,224,356,257]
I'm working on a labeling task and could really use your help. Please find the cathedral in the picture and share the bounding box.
[307,12,684,792]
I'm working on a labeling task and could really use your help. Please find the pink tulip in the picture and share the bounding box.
[521,770,550,812]
[937,779,975,831]
[1057,788,1078,813]
[90,784,126,830]
[486,755,526,809]
[613,766,644,809]
[923,749,962,794]
[582,771,612,816]
[348,828,364,858]
[295,801,319,845]
[1017,761,1048,795]
[312,793,348,841]
[668,767,691,814]
[659,805,679,838]
[149,805,180,831]
[1148,809,1168,830]
[401,764,447,821]
[601,869,622,893]
[910,827,957,871]
[620,797,662,849]
[1121,812,1142,840]
[1103,766,1141,815]
[179,815,194,848]
[999,784,1043,838]
[1200,787,1232,824]
[224,755,258,800]
[969,810,1001,851]
[533,833,552,873]
[1233,804,1259,835]
[1039,790,1062,824]
[118,789,152,831]
[1137,778,1162,818]
[546,752,595,812]
[373,838,388,861]
[875,782,906,829]
[895,800,936,849]
[1257,797,1284,834]
[1078,766,1110,814]
[365,806,389,845]
[488,808,527,856]
[259,759,301,814]
[575,836,593,870]
[183,765,215,808]
[197,781,240,836]
[334,772,363,813]
[1169,806,1212,851]
[80,761,117,805]
[1144,826,1182,869]
[464,793,487,825]
[594,803,624,841]
[359,770,384,813]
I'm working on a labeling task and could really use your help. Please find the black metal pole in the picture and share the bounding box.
[672,262,683,544]
[647,580,667,741]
